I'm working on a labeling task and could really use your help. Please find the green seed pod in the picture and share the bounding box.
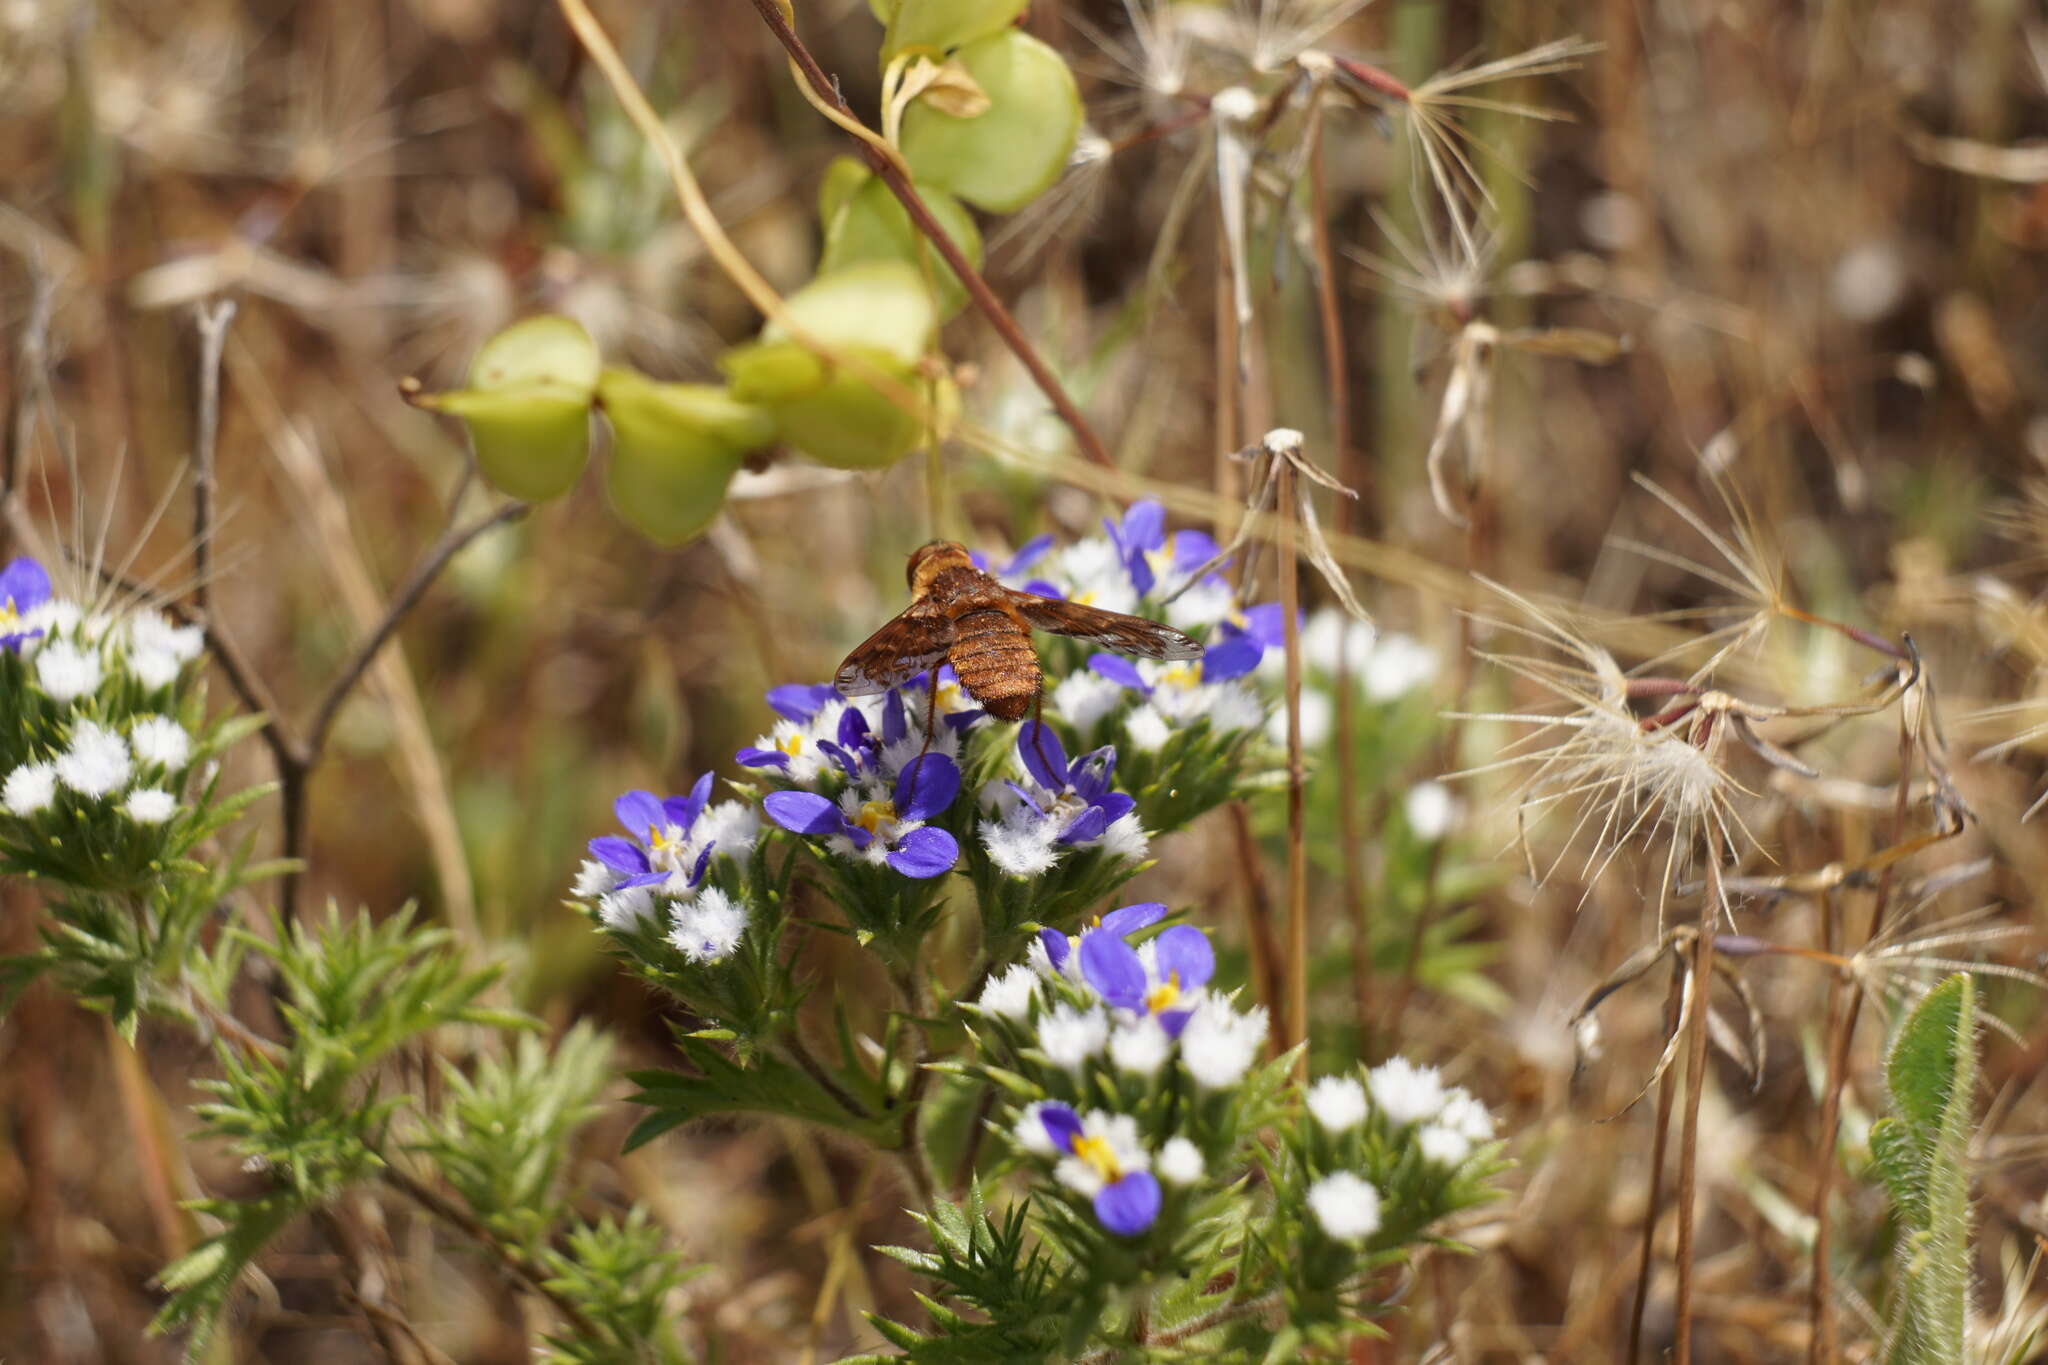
[411,316,600,501]
[882,0,1028,60]
[597,368,774,546]
[722,261,939,470]
[819,173,982,319]
[899,31,1081,214]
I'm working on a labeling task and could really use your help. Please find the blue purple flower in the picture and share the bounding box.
[1078,922,1215,1037]
[978,723,1148,876]
[1019,1102,1162,1237]
[762,752,961,878]
[0,557,52,652]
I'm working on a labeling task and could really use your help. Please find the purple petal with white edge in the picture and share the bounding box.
[1057,805,1110,846]
[1157,1007,1194,1039]
[887,825,958,878]
[665,773,714,831]
[1038,928,1070,970]
[612,870,668,889]
[1095,1171,1162,1236]
[688,843,715,887]
[1017,721,1069,792]
[1022,578,1065,600]
[766,683,834,722]
[1120,501,1167,551]
[1200,635,1264,683]
[1002,533,1055,576]
[0,629,42,652]
[943,708,984,732]
[763,790,846,837]
[0,557,50,611]
[1093,792,1136,826]
[734,746,791,770]
[614,790,666,840]
[1088,653,1148,691]
[1151,924,1215,991]
[1079,931,1147,1011]
[588,836,651,876]
[1236,602,1290,647]
[1036,1102,1083,1152]
[895,753,960,821]
[1098,902,1167,937]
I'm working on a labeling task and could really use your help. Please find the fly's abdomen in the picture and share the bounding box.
[948,609,1041,720]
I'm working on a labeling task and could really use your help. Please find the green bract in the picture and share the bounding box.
[596,369,773,546]
[819,168,983,319]
[899,31,1081,214]
[413,316,600,502]
[881,0,1028,60]
[722,261,938,470]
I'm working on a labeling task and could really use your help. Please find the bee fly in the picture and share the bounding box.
[836,540,1202,745]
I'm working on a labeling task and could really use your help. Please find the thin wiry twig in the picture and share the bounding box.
[743,0,1114,470]
[1671,822,1727,1365]
[189,300,237,624]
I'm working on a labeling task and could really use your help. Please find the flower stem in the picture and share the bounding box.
[1672,829,1725,1365]
[1278,457,1309,1078]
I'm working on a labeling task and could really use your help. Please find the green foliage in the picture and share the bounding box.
[855,1185,1074,1365]
[413,1023,614,1252]
[150,905,526,1358]
[898,31,1082,214]
[625,1025,900,1152]
[539,1209,703,1365]
[410,315,601,502]
[1875,974,1978,1365]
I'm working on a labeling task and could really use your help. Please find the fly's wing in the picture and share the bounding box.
[1009,589,1203,660]
[835,599,956,696]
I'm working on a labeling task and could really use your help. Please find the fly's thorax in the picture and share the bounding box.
[907,540,975,594]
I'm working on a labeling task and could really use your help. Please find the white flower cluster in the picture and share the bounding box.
[1054,659,1267,753]
[1260,610,1439,749]
[572,800,761,965]
[4,711,197,826]
[975,932,1270,1091]
[1299,1059,1497,1243]
[17,600,204,698]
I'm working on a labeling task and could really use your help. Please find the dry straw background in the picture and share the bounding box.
[3,0,2048,1360]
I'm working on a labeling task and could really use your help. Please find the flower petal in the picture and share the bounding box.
[1157,1007,1194,1039]
[1099,902,1167,937]
[1017,721,1069,792]
[886,825,958,878]
[1038,927,1070,970]
[1152,924,1215,992]
[837,705,872,751]
[1200,635,1264,682]
[1088,654,1147,691]
[1079,931,1147,1010]
[1002,533,1055,576]
[882,687,908,745]
[763,790,845,837]
[1036,1102,1082,1151]
[614,790,666,840]
[664,773,714,832]
[766,682,834,722]
[1094,1171,1162,1236]
[1068,746,1117,799]
[1118,501,1167,552]
[1235,602,1289,646]
[1056,805,1110,845]
[1022,578,1065,600]
[1094,792,1136,827]
[0,557,51,612]
[588,836,651,876]
[688,843,715,887]
[734,746,791,770]
[1168,529,1221,573]
[817,739,862,779]
[895,753,960,820]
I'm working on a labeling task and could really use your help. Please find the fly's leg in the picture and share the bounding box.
[901,666,944,808]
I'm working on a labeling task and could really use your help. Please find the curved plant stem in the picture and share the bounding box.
[1672,828,1726,1364]
[742,0,1114,471]
[1628,962,1685,1363]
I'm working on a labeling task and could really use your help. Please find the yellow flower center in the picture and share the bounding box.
[647,823,682,858]
[1072,590,1099,606]
[1146,972,1182,1015]
[1068,1133,1124,1182]
[0,602,17,631]
[1158,662,1200,690]
[778,732,805,757]
[855,799,898,838]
